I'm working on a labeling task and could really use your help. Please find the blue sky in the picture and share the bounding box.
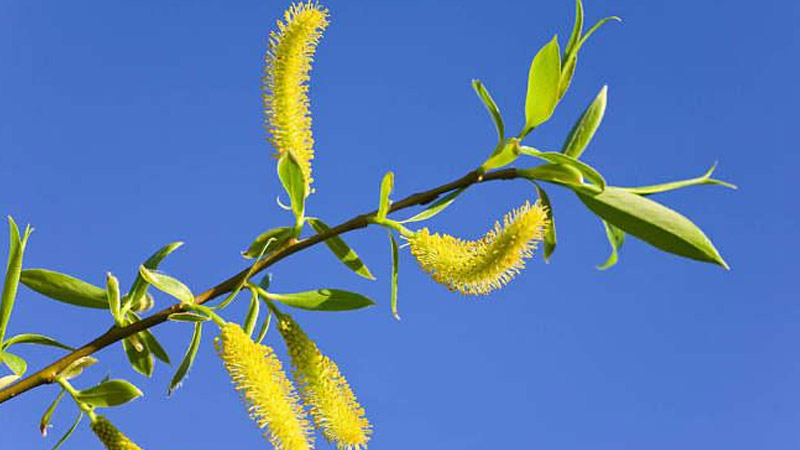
[1,0,798,449]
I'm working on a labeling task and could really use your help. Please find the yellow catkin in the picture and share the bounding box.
[278,314,371,450]
[90,416,144,450]
[264,1,329,189]
[216,323,312,450]
[408,200,549,295]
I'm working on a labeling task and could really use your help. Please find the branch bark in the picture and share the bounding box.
[0,168,521,405]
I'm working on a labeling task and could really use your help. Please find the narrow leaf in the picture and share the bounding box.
[519,147,606,190]
[565,0,584,57]
[389,233,400,320]
[50,411,82,450]
[106,273,121,324]
[524,36,562,133]
[76,379,143,407]
[533,182,557,262]
[168,312,210,322]
[480,139,520,171]
[620,163,737,195]
[243,288,260,337]
[563,85,607,159]
[472,79,504,143]
[2,333,73,351]
[268,289,376,312]
[307,218,375,280]
[1,351,27,376]
[58,356,97,380]
[277,152,307,219]
[1,218,31,343]
[597,220,626,270]
[519,163,583,186]
[20,269,107,309]
[401,188,465,224]
[40,389,65,436]
[241,226,294,260]
[138,266,194,304]
[123,335,153,377]
[574,186,728,268]
[377,171,394,220]
[126,241,184,313]
[169,322,202,396]
[255,311,272,344]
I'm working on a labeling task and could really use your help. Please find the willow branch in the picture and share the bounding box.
[0,167,521,405]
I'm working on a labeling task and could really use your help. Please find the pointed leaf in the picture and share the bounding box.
[533,182,557,262]
[126,241,184,313]
[1,351,27,376]
[565,0,584,57]
[597,220,626,270]
[574,186,728,268]
[307,218,375,280]
[1,217,31,343]
[40,389,65,436]
[524,36,561,133]
[268,289,376,312]
[138,266,194,304]
[50,412,82,450]
[169,322,202,396]
[519,163,583,186]
[255,312,272,344]
[377,171,394,220]
[620,163,737,195]
[472,79,504,143]
[401,188,466,224]
[277,152,307,219]
[123,335,153,377]
[2,333,73,351]
[389,233,400,320]
[563,85,607,159]
[519,147,606,190]
[106,273,121,323]
[168,312,210,322]
[76,379,143,407]
[20,269,108,309]
[242,226,294,260]
[58,356,97,380]
[244,288,260,337]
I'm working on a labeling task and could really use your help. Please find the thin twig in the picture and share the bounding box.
[0,168,520,405]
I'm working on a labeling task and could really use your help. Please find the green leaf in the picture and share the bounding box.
[574,186,728,268]
[519,147,606,190]
[472,79,504,143]
[58,356,97,380]
[1,217,31,343]
[619,163,737,195]
[377,171,394,220]
[168,312,210,322]
[519,163,584,186]
[126,241,184,314]
[106,273,121,324]
[563,85,607,159]
[138,266,194,304]
[597,220,626,270]
[307,218,375,280]
[524,35,561,134]
[533,182,557,262]
[169,322,202,396]
[389,233,400,321]
[579,16,622,49]
[267,289,376,312]
[255,312,272,344]
[2,333,73,351]
[278,152,307,219]
[20,269,108,309]
[243,288,260,337]
[40,389,65,436]
[1,351,27,376]
[480,139,520,172]
[559,12,620,99]
[76,379,143,408]
[138,327,170,365]
[401,188,466,224]
[123,334,153,377]
[565,0,585,58]
[50,411,82,450]
[241,226,294,260]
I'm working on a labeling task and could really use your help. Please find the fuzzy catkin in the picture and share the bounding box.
[278,315,371,450]
[216,323,312,450]
[408,200,549,295]
[264,1,329,189]
[91,417,144,450]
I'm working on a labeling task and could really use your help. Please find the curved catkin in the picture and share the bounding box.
[264,1,329,189]
[91,416,144,450]
[216,323,312,450]
[278,315,371,450]
[408,200,549,295]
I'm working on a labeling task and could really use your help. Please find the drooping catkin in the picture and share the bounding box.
[278,315,371,450]
[216,323,312,450]
[264,1,329,189]
[91,416,144,450]
[408,200,549,295]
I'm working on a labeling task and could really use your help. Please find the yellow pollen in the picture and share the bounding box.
[278,315,372,450]
[264,1,329,189]
[216,323,312,450]
[408,200,549,295]
[90,416,145,450]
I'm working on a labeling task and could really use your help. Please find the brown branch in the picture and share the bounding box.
[0,168,521,405]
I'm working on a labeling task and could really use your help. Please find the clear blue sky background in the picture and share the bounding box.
[1,1,797,449]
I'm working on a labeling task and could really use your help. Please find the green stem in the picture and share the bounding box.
[56,377,97,422]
